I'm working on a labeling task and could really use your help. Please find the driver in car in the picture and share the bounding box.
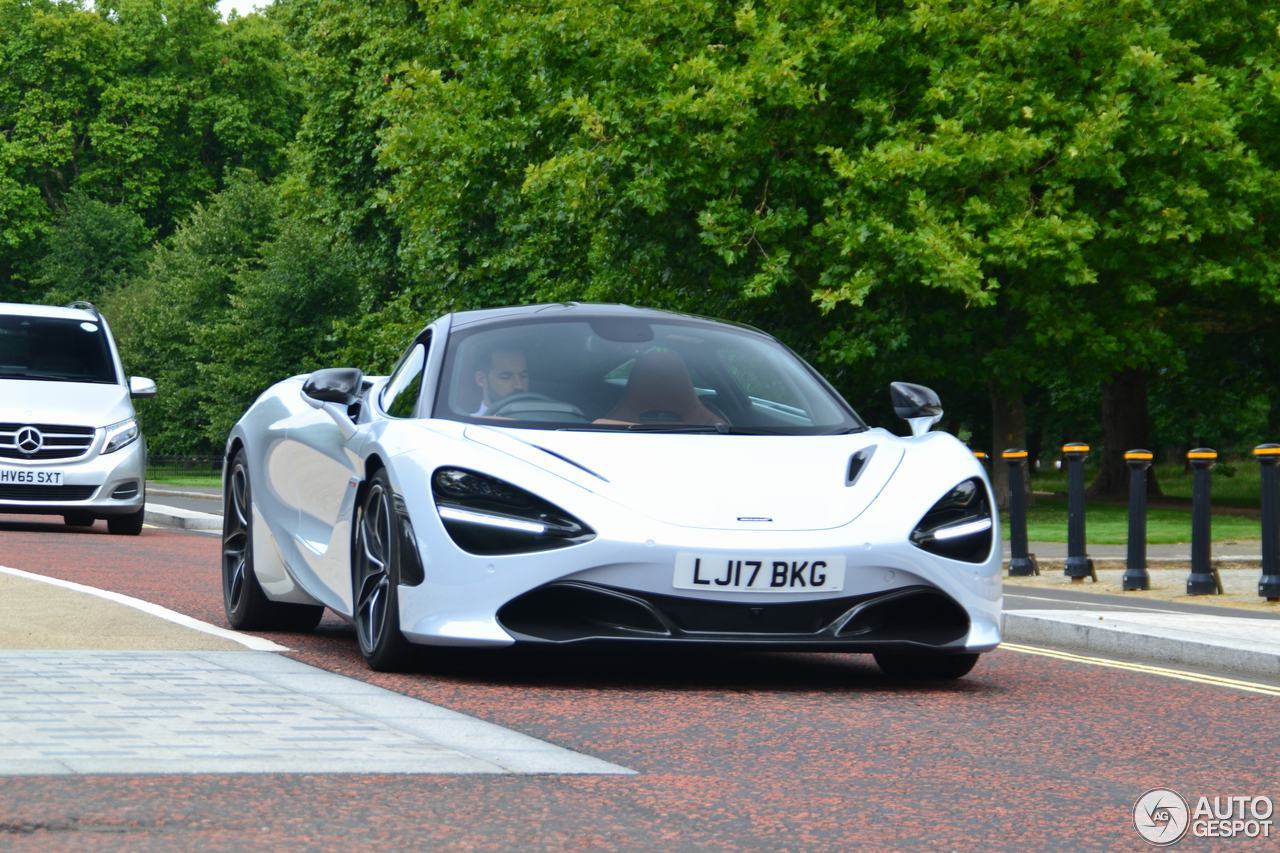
[473,348,529,416]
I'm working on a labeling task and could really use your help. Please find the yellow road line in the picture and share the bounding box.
[1003,642,1280,697]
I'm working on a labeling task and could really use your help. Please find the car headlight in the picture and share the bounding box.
[432,467,595,555]
[102,418,140,454]
[910,477,993,563]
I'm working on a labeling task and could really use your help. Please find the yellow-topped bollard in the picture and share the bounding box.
[1185,448,1221,595]
[1254,445,1280,601]
[1061,442,1095,582]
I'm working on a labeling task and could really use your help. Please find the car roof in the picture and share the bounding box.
[0,301,98,322]
[446,302,770,337]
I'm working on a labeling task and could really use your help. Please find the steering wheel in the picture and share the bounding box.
[487,392,587,421]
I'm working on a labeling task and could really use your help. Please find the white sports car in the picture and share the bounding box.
[222,303,1001,677]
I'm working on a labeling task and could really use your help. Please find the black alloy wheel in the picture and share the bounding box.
[221,449,324,632]
[873,651,980,681]
[353,469,412,671]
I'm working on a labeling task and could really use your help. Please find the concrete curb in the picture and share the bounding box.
[144,503,222,531]
[1004,610,1280,679]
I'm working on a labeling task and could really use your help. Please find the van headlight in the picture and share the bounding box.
[910,477,994,563]
[432,467,594,555]
[102,418,140,454]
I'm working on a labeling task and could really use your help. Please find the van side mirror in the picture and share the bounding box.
[889,381,942,436]
[128,376,157,398]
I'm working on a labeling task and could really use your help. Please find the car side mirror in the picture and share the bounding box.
[302,368,364,439]
[889,381,943,436]
[128,376,157,398]
[302,368,364,407]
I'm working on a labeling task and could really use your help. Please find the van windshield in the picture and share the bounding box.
[0,315,118,384]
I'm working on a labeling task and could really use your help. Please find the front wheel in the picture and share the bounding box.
[107,508,144,536]
[873,651,980,681]
[352,469,413,671]
[222,450,324,632]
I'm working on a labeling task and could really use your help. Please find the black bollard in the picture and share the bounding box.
[1185,448,1222,595]
[1122,450,1153,591]
[1255,444,1280,602]
[1004,449,1039,577]
[1062,442,1096,582]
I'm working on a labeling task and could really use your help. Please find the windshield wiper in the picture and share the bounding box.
[625,423,731,433]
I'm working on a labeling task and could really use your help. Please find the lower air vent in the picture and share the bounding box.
[111,481,140,499]
[837,588,969,645]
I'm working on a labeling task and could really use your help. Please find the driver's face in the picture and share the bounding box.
[477,350,529,404]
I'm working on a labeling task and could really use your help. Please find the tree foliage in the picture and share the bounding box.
[0,0,300,299]
[12,0,1280,459]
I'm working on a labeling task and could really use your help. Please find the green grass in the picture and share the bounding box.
[1002,495,1260,544]
[147,468,222,488]
[1028,461,1263,507]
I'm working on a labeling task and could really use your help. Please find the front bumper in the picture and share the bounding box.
[0,436,146,518]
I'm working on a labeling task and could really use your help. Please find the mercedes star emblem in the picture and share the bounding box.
[15,426,44,455]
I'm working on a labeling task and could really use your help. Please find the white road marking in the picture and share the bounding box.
[0,564,288,652]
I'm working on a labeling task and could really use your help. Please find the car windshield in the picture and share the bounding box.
[0,314,118,384]
[433,315,864,435]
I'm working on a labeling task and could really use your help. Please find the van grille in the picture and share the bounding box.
[0,423,96,461]
[0,484,98,501]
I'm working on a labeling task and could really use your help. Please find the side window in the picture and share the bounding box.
[380,338,429,419]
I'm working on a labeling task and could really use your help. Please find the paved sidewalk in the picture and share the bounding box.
[0,567,629,777]
[0,651,630,776]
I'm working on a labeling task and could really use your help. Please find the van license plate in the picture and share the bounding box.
[0,468,63,486]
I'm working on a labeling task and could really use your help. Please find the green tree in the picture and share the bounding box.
[103,171,278,453]
[34,191,152,305]
[0,0,300,299]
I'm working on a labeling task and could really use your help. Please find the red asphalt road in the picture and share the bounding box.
[1,518,1277,851]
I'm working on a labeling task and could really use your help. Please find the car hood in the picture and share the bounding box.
[0,379,132,428]
[463,425,905,531]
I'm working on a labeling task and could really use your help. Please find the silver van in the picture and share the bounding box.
[0,301,155,534]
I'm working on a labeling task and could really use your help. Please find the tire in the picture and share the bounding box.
[64,512,95,527]
[221,449,324,632]
[873,651,980,681]
[107,508,144,536]
[352,469,413,671]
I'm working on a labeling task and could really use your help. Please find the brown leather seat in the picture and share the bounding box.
[599,350,723,425]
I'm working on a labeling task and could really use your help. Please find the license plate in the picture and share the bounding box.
[0,467,63,486]
[673,553,846,593]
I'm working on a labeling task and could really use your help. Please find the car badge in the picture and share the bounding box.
[16,426,44,455]
[737,516,772,522]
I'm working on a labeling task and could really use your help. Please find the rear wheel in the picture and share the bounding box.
[222,450,324,632]
[64,512,95,527]
[873,651,980,681]
[107,508,144,536]
[352,469,413,671]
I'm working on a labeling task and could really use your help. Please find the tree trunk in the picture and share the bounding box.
[1089,368,1162,497]
[989,385,1028,509]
